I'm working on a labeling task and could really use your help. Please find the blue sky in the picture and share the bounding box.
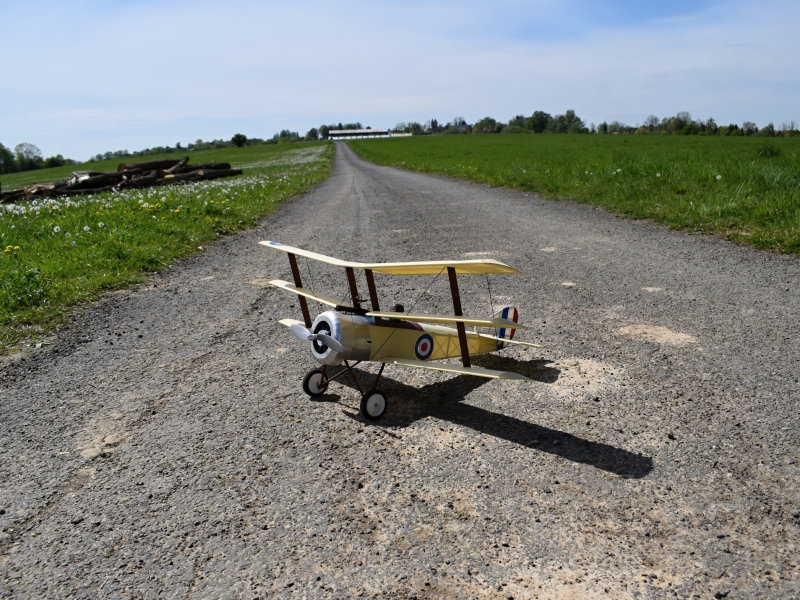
[1,0,797,159]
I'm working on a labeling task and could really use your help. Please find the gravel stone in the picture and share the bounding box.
[1,143,799,598]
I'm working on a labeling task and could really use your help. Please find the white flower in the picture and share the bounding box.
[53,226,61,233]
[716,175,722,180]
[143,202,149,208]
[65,232,71,238]
[161,197,166,202]
[656,173,661,177]
[616,169,622,173]
[98,222,104,228]
[71,241,76,246]
[84,226,90,232]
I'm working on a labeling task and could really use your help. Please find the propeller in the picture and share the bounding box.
[289,323,344,353]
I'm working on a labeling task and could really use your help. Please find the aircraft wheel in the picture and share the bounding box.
[360,389,387,420]
[302,369,326,397]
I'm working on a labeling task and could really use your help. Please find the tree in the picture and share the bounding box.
[14,142,42,162]
[545,114,569,133]
[232,133,247,147]
[524,111,551,133]
[644,114,660,128]
[742,121,758,136]
[15,143,43,171]
[304,128,319,141]
[473,117,501,134]
[319,125,330,140]
[598,122,608,134]
[0,143,15,174]
[508,115,525,128]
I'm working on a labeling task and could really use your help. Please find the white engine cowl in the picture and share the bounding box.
[310,310,373,365]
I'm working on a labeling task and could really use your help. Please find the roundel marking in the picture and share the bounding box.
[415,334,434,360]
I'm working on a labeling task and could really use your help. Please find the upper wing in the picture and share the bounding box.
[367,310,527,330]
[259,240,518,276]
[383,357,530,380]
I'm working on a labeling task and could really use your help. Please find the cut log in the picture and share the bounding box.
[66,170,141,190]
[195,168,243,181]
[163,157,190,174]
[168,162,231,175]
[117,157,186,173]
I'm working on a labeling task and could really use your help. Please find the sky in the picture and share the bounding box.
[1,0,798,159]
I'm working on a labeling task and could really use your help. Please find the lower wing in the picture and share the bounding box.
[382,357,529,380]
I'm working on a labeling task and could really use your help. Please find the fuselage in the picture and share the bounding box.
[309,310,500,366]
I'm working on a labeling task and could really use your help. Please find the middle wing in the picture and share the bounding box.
[383,357,530,380]
[366,311,526,330]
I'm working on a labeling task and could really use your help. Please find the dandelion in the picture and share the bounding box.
[617,169,622,173]
[65,232,71,238]
[14,246,19,251]
[98,222,104,228]
[716,175,722,180]
[53,226,61,233]
[143,202,150,208]
[656,173,661,177]
[3,245,12,253]
[71,241,76,246]
[84,225,90,232]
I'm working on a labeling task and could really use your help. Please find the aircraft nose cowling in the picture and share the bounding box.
[310,311,373,365]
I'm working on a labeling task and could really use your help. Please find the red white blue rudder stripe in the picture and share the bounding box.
[476,306,519,349]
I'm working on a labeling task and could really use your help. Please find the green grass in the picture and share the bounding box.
[0,141,333,351]
[349,135,800,252]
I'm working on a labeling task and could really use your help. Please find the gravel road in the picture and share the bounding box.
[2,143,799,599]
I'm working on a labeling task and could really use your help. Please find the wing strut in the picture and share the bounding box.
[447,266,471,368]
[345,267,362,309]
[287,253,312,327]
[364,269,383,325]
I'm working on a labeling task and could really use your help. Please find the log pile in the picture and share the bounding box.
[0,157,243,204]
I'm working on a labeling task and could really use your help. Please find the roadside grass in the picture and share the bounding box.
[348,135,800,253]
[0,142,333,351]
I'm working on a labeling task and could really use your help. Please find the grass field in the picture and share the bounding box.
[349,135,800,253]
[0,142,333,351]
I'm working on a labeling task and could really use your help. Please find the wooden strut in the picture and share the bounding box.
[345,267,361,309]
[364,269,381,324]
[447,266,471,368]
[287,253,312,327]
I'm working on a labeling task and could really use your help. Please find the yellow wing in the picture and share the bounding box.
[367,310,526,330]
[259,240,518,275]
[267,279,349,308]
[383,357,530,380]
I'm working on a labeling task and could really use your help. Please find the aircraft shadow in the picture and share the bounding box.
[323,360,653,479]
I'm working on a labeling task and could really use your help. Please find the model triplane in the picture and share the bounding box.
[261,241,542,420]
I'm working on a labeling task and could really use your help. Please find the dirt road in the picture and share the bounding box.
[2,143,799,598]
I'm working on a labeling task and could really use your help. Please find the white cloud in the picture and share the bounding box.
[0,0,797,158]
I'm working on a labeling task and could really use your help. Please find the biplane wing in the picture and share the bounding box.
[475,333,543,348]
[382,357,530,380]
[259,240,518,275]
[268,279,349,308]
[365,310,526,330]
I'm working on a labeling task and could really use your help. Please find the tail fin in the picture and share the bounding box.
[476,306,518,349]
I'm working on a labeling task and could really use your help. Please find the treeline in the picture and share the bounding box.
[390,111,800,137]
[84,123,370,163]
[0,142,78,174]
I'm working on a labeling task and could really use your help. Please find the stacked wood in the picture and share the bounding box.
[0,157,243,204]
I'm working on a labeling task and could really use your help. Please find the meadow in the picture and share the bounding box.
[349,134,800,253]
[0,142,333,351]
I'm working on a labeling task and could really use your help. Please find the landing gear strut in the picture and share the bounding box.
[300,362,388,420]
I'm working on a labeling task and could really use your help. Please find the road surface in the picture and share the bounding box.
[1,143,799,598]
